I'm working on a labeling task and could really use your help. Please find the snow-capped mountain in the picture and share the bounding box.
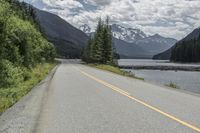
[79,24,177,57]
[111,24,147,43]
[79,24,147,43]
[79,24,91,35]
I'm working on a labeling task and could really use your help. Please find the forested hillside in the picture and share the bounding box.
[0,0,55,113]
[153,28,200,61]
[170,33,200,62]
[34,8,88,58]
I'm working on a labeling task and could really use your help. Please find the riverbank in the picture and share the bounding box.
[119,65,200,71]
[124,69,200,94]
[118,59,200,71]
[87,64,144,80]
[119,59,200,94]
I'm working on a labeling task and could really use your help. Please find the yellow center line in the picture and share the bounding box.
[79,70,200,133]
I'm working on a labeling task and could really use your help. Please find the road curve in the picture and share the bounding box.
[36,59,200,133]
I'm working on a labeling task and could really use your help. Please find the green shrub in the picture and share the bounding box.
[0,60,24,88]
[0,63,55,113]
[0,0,56,113]
[166,82,180,89]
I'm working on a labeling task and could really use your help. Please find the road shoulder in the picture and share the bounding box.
[0,65,58,133]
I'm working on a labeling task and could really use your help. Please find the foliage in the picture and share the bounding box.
[0,0,56,88]
[0,60,24,88]
[0,63,55,113]
[82,17,114,64]
[166,82,180,89]
[170,33,200,62]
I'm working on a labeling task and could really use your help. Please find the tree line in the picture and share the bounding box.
[82,17,115,64]
[0,0,56,88]
[170,33,200,62]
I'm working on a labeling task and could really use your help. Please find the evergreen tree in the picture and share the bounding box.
[82,38,92,62]
[0,0,56,87]
[91,18,104,63]
[170,33,200,62]
[198,33,200,60]
[82,17,114,64]
[102,17,113,64]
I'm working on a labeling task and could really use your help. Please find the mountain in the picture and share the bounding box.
[111,24,177,55]
[170,30,200,62]
[152,47,173,60]
[113,38,152,59]
[180,28,200,41]
[80,24,176,58]
[111,24,147,43]
[79,24,91,35]
[153,28,200,60]
[136,34,177,55]
[34,8,88,58]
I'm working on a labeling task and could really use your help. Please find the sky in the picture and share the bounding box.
[23,0,200,39]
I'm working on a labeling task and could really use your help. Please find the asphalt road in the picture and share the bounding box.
[36,59,200,133]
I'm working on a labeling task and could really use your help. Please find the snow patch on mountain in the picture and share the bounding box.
[111,24,147,43]
[79,23,177,56]
[79,24,91,34]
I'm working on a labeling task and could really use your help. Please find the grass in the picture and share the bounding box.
[166,82,180,89]
[88,64,144,80]
[0,63,56,113]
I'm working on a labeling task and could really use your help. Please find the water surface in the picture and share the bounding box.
[119,59,200,94]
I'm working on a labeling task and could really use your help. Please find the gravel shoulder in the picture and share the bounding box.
[0,66,58,133]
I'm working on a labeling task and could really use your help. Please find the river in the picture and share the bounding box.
[118,59,200,94]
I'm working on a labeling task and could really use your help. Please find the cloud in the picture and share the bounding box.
[23,0,200,39]
[84,0,112,6]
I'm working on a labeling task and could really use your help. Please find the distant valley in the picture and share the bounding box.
[31,6,200,61]
[80,24,177,59]
[31,7,178,59]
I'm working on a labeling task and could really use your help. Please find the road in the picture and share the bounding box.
[36,60,200,133]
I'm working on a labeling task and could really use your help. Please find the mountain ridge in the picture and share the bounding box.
[153,27,200,60]
[80,24,177,58]
[34,8,89,58]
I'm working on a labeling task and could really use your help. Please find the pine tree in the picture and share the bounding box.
[82,38,92,62]
[197,33,200,61]
[102,17,113,64]
[100,17,114,64]
[91,18,104,63]
[82,17,114,64]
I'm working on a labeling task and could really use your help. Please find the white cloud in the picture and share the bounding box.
[24,0,200,39]
[84,0,112,6]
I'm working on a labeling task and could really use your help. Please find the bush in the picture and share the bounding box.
[0,0,56,113]
[0,63,55,113]
[0,60,24,88]
[166,82,180,89]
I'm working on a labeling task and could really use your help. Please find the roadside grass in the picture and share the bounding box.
[87,64,144,80]
[165,82,180,89]
[0,63,56,114]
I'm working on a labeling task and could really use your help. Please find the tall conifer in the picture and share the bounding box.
[82,17,114,64]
